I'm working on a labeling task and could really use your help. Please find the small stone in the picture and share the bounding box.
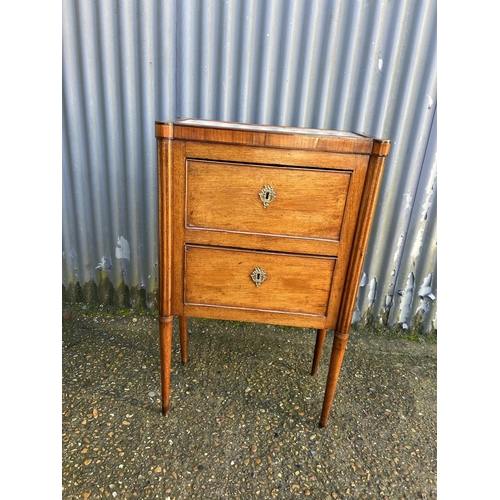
[122,421,130,425]
[148,391,156,397]
[93,408,99,418]
[84,459,92,466]
[154,466,162,473]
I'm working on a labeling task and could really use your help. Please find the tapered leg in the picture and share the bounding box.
[311,329,327,376]
[179,315,188,364]
[319,332,349,428]
[159,316,173,416]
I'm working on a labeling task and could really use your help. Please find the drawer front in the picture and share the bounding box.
[184,245,335,316]
[186,160,351,241]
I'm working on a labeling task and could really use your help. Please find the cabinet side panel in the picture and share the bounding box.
[157,138,173,318]
[323,161,369,330]
[335,153,388,334]
[171,141,188,317]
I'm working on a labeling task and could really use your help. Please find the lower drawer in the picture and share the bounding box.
[184,245,335,316]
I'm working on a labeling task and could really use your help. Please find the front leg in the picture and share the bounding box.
[159,316,173,415]
[319,332,349,428]
[179,315,188,364]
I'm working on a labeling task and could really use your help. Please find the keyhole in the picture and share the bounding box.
[259,185,276,208]
[251,267,267,286]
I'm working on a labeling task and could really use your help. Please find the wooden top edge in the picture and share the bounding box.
[157,118,367,138]
[176,118,364,137]
[155,119,390,155]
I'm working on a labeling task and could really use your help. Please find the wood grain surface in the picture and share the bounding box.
[186,160,351,241]
[184,245,335,316]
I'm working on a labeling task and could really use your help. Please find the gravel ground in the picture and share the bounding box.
[62,308,437,499]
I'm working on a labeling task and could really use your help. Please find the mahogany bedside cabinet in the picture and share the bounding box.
[155,119,390,428]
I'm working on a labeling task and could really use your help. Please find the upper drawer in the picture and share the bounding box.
[186,160,352,241]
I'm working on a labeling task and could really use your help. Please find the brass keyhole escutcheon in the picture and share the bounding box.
[259,185,276,208]
[250,267,267,287]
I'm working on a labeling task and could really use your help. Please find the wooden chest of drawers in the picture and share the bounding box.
[155,119,390,427]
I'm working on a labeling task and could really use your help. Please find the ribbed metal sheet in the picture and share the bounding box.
[62,0,437,334]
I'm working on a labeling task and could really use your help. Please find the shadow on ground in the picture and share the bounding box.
[62,308,436,499]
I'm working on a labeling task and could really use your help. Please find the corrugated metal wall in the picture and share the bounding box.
[62,0,437,335]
